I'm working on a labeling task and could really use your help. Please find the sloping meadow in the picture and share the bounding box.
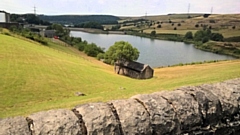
[0,33,240,118]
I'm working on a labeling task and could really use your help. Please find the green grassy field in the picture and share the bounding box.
[1,34,240,118]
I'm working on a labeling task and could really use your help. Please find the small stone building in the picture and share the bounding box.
[115,61,154,79]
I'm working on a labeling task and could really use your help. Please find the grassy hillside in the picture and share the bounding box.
[1,34,240,118]
[117,14,240,37]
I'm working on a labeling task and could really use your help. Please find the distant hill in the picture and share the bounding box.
[38,15,120,25]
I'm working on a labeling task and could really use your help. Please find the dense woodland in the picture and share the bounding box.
[38,15,119,25]
[10,14,51,25]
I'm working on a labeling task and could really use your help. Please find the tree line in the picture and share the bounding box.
[74,22,103,30]
[184,29,224,43]
[38,15,119,25]
[10,14,51,25]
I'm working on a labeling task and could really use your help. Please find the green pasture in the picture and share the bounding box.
[0,34,240,118]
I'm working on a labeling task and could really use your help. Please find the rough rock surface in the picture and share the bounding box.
[74,102,121,135]
[202,79,240,120]
[28,109,82,135]
[0,116,31,135]
[160,90,203,133]
[0,78,240,135]
[131,93,180,135]
[110,99,152,134]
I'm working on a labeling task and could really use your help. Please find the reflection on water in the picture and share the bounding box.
[71,31,235,68]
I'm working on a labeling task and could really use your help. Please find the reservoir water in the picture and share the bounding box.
[71,31,235,68]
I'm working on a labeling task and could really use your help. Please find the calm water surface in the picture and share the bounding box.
[71,31,235,68]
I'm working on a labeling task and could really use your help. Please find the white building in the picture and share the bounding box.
[0,11,10,23]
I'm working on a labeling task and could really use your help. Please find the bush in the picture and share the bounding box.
[232,26,236,29]
[211,33,224,41]
[185,31,193,39]
[203,14,211,18]
[174,27,177,30]
[34,37,48,45]
[194,29,213,43]
[202,37,209,43]
[194,30,204,41]
[84,43,104,57]
[78,43,85,51]
[195,24,199,28]
[150,30,156,37]
[3,32,11,36]
[233,49,240,54]
[97,53,105,60]
[178,23,181,26]
[157,25,161,28]
[209,20,216,23]
[111,25,121,31]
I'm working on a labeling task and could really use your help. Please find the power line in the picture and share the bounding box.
[145,11,147,19]
[188,3,190,14]
[34,5,36,15]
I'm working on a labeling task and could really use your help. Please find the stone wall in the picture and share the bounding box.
[1,78,240,135]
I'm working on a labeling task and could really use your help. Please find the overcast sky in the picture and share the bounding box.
[1,0,239,16]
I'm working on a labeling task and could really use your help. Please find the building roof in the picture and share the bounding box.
[44,30,56,33]
[0,11,8,14]
[116,61,151,72]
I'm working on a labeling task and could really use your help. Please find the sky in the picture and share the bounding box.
[0,0,240,16]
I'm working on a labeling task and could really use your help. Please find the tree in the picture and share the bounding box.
[84,43,104,57]
[111,25,121,31]
[47,23,69,37]
[193,29,222,43]
[150,30,156,37]
[76,21,103,30]
[202,37,209,43]
[205,29,212,36]
[194,30,205,41]
[157,25,161,28]
[211,33,224,41]
[104,41,140,65]
[185,31,193,39]
[203,14,211,18]
[97,53,105,60]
